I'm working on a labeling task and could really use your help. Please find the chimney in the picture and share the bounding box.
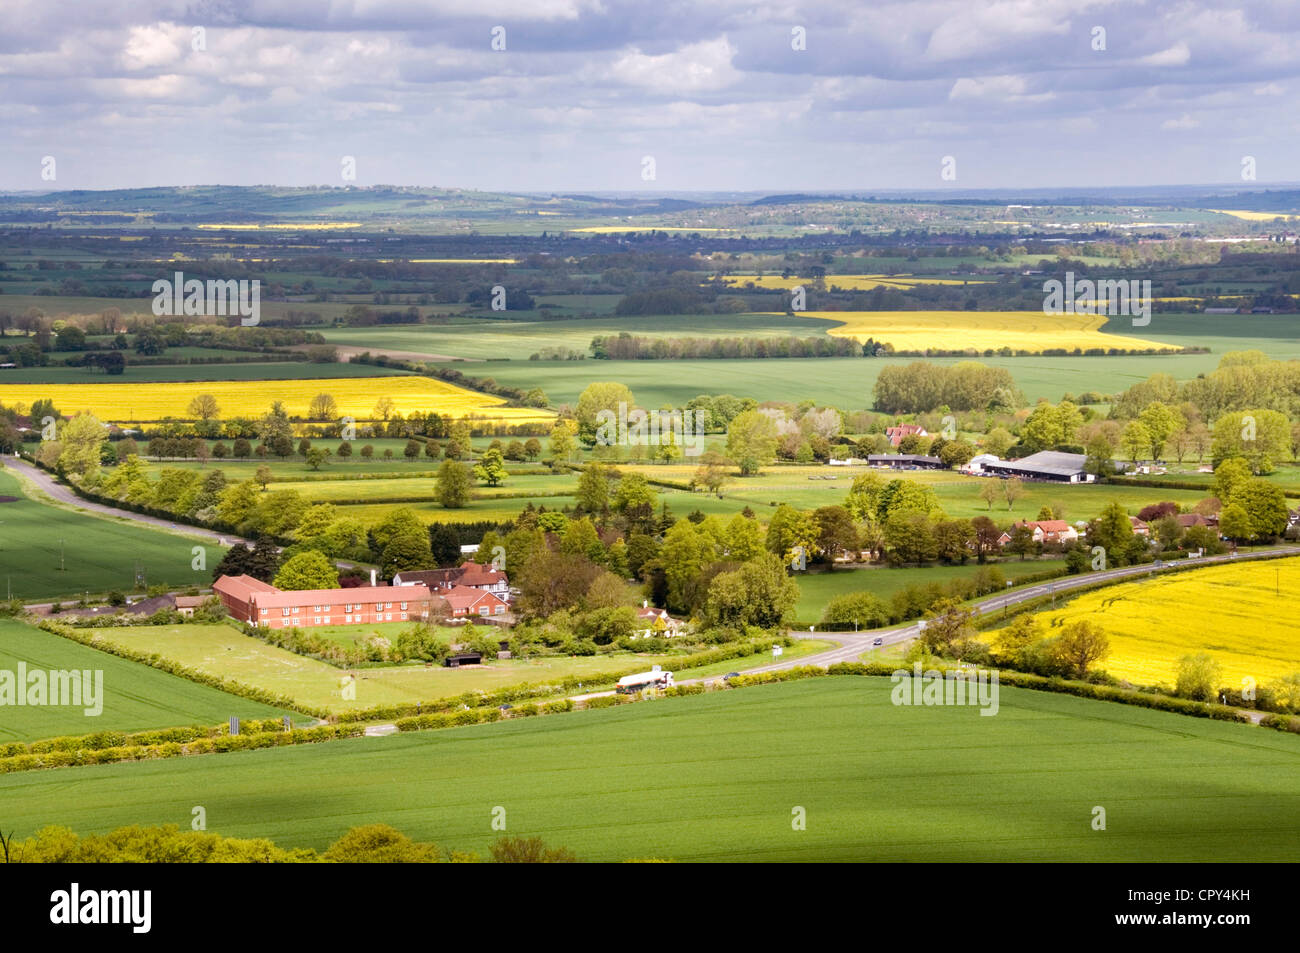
[371,568,377,587]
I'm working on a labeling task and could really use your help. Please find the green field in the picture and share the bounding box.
[0,619,295,742]
[91,623,679,713]
[5,677,1297,860]
[793,560,1066,624]
[0,362,414,384]
[0,468,220,601]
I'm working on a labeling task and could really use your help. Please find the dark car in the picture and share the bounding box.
[872,638,883,647]
[722,672,741,681]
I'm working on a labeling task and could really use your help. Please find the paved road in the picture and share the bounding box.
[2,455,367,584]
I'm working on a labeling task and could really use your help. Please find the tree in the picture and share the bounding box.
[232,437,252,459]
[575,462,610,514]
[524,437,542,461]
[1212,457,1252,504]
[877,478,940,521]
[372,397,396,422]
[436,459,473,509]
[337,441,353,461]
[845,472,885,522]
[306,447,330,471]
[658,520,720,613]
[403,438,421,462]
[56,413,106,481]
[1084,431,1117,477]
[187,394,220,420]
[308,393,338,421]
[549,419,578,463]
[380,527,435,578]
[821,591,890,629]
[702,553,799,630]
[254,466,273,491]
[1051,619,1110,679]
[272,551,339,591]
[882,511,938,565]
[918,598,977,655]
[1005,523,1037,560]
[1211,409,1290,473]
[473,447,508,487]
[576,382,634,445]
[1121,420,1150,464]
[612,471,657,521]
[814,505,860,564]
[724,409,779,476]
[1001,476,1024,511]
[1232,478,1289,540]
[933,518,976,564]
[765,504,819,567]
[1218,503,1252,543]
[1137,402,1181,461]
[979,480,1000,511]
[1175,653,1222,702]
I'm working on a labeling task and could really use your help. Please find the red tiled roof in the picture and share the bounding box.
[443,584,506,611]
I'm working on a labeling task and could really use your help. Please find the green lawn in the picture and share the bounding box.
[6,677,1297,861]
[793,560,1066,624]
[0,619,295,743]
[0,468,221,601]
[90,623,677,713]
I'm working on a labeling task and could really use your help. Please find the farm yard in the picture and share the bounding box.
[3,677,1297,861]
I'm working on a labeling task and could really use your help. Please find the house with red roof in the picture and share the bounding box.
[393,561,511,602]
[999,520,1079,547]
[885,423,928,447]
[213,574,437,628]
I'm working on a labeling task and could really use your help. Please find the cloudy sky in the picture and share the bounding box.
[1,0,1297,193]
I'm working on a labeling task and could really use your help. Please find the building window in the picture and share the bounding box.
[400,602,407,611]
[282,608,290,616]
[400,613,407,621]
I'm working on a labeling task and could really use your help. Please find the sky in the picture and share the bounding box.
[1,0,1298,193]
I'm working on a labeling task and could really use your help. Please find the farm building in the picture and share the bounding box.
[393,561,511,602]
[866,454,946,469]
[999,520,1080,547]
[213,574,437,628]
[441,584,509,618]
[982,450,1093,483]
[961,453,1001,474]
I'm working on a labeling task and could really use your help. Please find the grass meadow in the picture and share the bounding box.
[0,468,218,601]
[5,677,1297,860]
[0,619,295,743]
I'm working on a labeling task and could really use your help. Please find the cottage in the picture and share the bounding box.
[173,595,208,618]
[442,584,509,618]
[636,606,685,637]
[1001,520,1079,547]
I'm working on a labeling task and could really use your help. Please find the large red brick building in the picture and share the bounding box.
[213,575,437,628]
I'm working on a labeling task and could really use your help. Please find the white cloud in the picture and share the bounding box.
[1161,113,1199,130]
[122,23,184,70]
[1139,42,1191,67]
[608,37,739,94]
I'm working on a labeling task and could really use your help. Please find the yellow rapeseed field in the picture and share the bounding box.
[990,558,1300,688]
[0,377,554,424]
[1210,209,1300,222]
[788,310,1173,353]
